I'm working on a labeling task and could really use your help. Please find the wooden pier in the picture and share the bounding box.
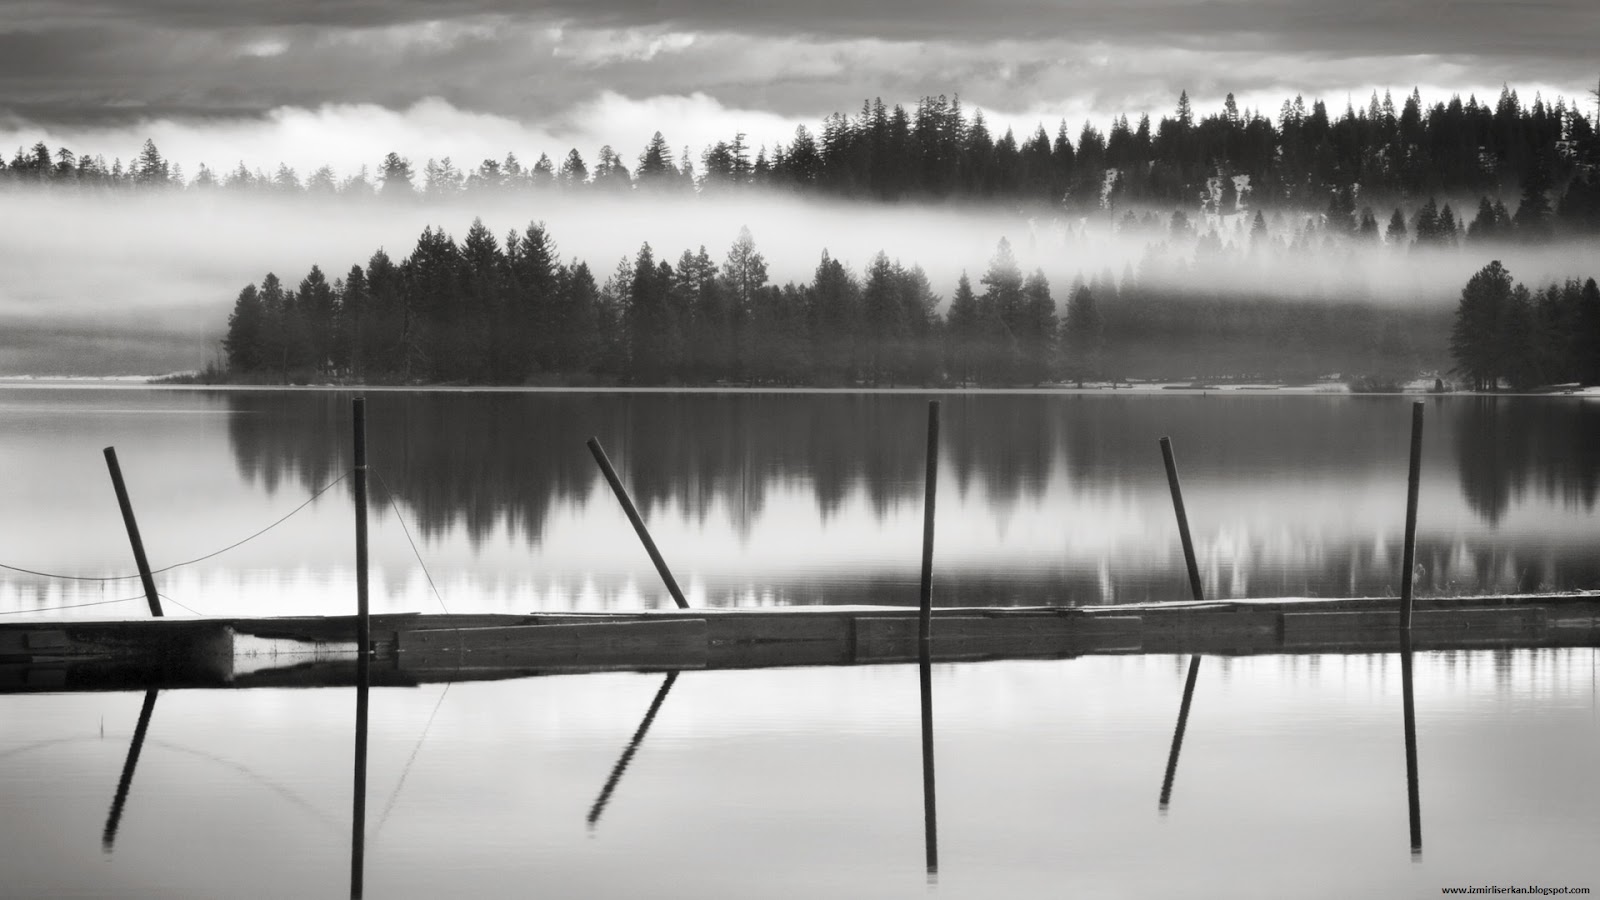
[3,591,1597,693]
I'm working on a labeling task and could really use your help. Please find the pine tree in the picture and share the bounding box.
[378,153,414,196]
[1450,260,1514,389]
[223,284,266,372]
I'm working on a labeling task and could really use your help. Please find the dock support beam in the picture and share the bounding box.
[919,400,941,650]
[103,447,162,617]
[1399,400,1424,632]
[587,437,689,609]
[353,397,370,656]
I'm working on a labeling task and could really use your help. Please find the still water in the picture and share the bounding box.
[0,387,1596,617]
[2,388,1598,897]
[2,652,1598,898]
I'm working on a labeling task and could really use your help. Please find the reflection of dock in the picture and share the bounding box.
[2,591,1597,693]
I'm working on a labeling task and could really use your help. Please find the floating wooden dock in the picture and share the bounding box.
[3,592,1597,693]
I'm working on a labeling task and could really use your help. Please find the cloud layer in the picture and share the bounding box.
[2,0,1595,172]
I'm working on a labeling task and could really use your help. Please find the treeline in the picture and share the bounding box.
[1449,262,1600,390]
[221,220,1471,387]
[10,85,1600,214]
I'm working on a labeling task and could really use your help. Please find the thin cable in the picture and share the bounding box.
[148,470,353,574]
[0,469,353,583]
[0,594,141,616]
[372,682,453,839]
[370,467,450,616]
[157,592,204,617]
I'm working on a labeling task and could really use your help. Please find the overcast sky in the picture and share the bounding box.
[1,0,1597,176]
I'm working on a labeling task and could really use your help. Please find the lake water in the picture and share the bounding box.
[0,387,1597,618]
[2,651,1597,898]
[2,387,1598,897]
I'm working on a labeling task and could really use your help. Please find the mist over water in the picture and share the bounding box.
[2,185,1597,375]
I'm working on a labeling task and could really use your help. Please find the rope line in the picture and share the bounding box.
[370,467,451,617]
[0,469,352,583]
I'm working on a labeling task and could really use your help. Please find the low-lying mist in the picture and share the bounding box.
[1,185,1596,376]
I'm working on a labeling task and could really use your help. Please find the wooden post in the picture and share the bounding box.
[587,437,689,609]
[353,398,370,656]
[1399,401,1424,632]
[1158,437,1205,604]
[919,401,941,650]
[102,689,158,851]
[102,447,162,617]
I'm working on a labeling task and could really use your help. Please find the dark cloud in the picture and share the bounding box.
[0,0,1594,131]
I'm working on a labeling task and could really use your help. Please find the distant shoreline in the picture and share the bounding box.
[2,376,1596,397]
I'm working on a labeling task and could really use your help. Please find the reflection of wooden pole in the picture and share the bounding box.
[587,437,689,609]
[351,656,370,897]
[919,401,941,650]
[1159,655,1201,810]
[103,447,163,617]
[919,656,938,879]
[353,398,370,657]
[1401,633,1422,857]
[1400,401,1424,632]
[102,689,158,851]
[1158,437,1205,604]
[588,671,679,829]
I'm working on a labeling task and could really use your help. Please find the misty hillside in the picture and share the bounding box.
[6,87,1599,223]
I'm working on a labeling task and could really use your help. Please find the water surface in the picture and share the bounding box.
[1,387,1597,618]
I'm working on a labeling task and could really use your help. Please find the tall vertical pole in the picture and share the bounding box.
[1158,437,1205,605]
[919,401,941,650]
[103,447,162,617]
[587,437,689,609]
[1399,401,1424,632]
[353,397,370,656]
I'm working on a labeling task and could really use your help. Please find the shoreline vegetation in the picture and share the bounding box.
[208,216,1600,391]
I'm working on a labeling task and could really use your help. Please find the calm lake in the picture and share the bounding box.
[2,387,1598,897]
[0,387,1597,617]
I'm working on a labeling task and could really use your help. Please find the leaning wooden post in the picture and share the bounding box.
[1158,437,1205,604]
[353,398,370,656]
[103,447,162,617]
[587,437,689,609]
[1399,401,1424,632]
[1158,436,1205,810]
[919,400,941,652]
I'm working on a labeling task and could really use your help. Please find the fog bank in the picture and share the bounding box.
[1,186,1595,375]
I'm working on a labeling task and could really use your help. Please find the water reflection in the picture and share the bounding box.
[1453,396,1600,526]
[918,657,938,880]
[1158,656,1201,811]
[102,688,157,852]
[210,391,1600,607]
[351,651,370,898]
[588,671,679,830]
[1400,634,1423,858]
